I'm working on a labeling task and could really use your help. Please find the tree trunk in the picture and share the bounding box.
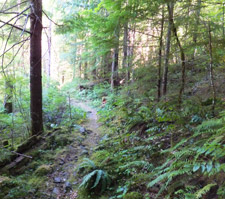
[4,79,13,113]
[79,61,82,78]
[170,15,186,106]
[208,22,216,116]
[102,52,112,82]
[111,27,120,90]
[111,48,119,90]
[84,61,88,79]
[157,6,165,101]
[193,0,201,59]
[122,22,129,83]
[47,20,52,82]
[129,26,136,82]
[162,2,174,96]
[91,58,97,80]
[223,3,225,37]
[30,0,43,135]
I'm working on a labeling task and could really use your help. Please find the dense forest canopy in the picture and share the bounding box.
[0,0,225,199]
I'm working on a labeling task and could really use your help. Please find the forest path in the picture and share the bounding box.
[71,99,100,149]
[47,99,101,199]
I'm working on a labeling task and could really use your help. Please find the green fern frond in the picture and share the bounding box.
[79,169,110,193]
[92,170,103,188]
[79,170,98,188]
[148,173,168,188]
[119,161,153,171]
[77,158,96,171]
[195,183,217,199]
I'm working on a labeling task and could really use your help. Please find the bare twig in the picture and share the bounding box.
[0,0,9,11]
[1,38,29,71]
[42,10,63,27]
[1,16,24,77]
[0,11,27,16]
[0,0,28,13]
[0,19,31,34]
[0,37,30,58]
[0,6,30,29]
[21,14,30,36]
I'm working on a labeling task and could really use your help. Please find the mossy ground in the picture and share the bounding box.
[0,101,102,199]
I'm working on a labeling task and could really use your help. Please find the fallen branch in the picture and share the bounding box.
[0,147,32,159]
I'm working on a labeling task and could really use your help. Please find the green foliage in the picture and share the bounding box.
[195,183,217,199]
[43,83,86,128]
[123,192,143,199]
[34,165,52,176]
[78,158,97,172]
[83,81,225,199]
[79,169,111,193]
[78,158,111,195]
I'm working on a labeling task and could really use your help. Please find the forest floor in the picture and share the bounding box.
[44,99,101,199]
[0,99,102,199]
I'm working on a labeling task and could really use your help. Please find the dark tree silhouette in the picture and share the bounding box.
[30,0,43,135]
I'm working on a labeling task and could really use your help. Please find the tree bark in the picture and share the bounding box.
[47,20,52,81]
[111,48,119,90]
[193,0,201,59]
[208,22,216,116]
[111,27,120,90]
[130,26,136,82]
[170,16,186,106]
[4,79,13,113]
[30,0,43,135]
[84,61,88,79]
[157,6,165,101]
[122,22,130,83]
[162,2,174,96]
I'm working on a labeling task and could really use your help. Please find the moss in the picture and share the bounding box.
[35,164,52,176]
[28,175,47,189]
[55,134,73,146]
[77,188,99,199]
[123,192,143,199]
[91,150,110,166]
[0,176,11,186]
[0,176,17,198]
[45,132,74,149]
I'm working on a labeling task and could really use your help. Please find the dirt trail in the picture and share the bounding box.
[71,100,100,148]
[46,100,100,199]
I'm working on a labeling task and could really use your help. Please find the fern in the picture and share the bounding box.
[79,169,111,193]
[79,170,98,188]
[77,158,96,172]
[92,170,103,188]
[195,183,217,199]
[119,161,153,171]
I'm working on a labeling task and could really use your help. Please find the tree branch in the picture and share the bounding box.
[0,11,28,17]
[0,0,28,12]
[0,19,31,34]
[0,37,30,58]
[42,10,63,27]
[0,6,30,29]
[0,147,32,159]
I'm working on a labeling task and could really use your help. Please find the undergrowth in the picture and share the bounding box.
[73,81,225,199]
